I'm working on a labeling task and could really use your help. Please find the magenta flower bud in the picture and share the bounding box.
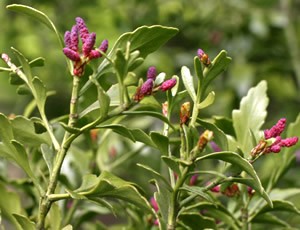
[147,66,157,80]
[64,31,71,48]
[89,50,101,59]
[140,79,153,95]
[264,118,286,139]
[154,219,159,226]
[270,145,281,153]
[210,141,221,152]
[83,32,96,57]
[70,25,79,51]
[206,182,220,192]
[63,48,81,61]
[159,78,177,91]
[197,49,211,66]
[280,137,298,147]
[99,39,108,53]
[76,17,89,44]
[189,174,198,186]
[150,197,159,212]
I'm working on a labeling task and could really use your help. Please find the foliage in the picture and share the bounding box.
[0,2,300,230]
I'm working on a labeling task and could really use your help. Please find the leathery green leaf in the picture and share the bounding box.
[195,151,272,207]
[161,156,181,176]
[62,225,73,230]
[179,212,217,229]
[80,25,178,95]
[32,76,47,109]
[150,131,169,156]
[0,183,23,230]
[13,214,35,230]
[0,113,14,144]
[10,47,31,83]
[180,185,215,204]
[48,203,61,230]
[250,200,300,221]
[97,124,136,142]
[232,81,269,158]
[181,66,196,101]
[77,171,152,213]
[252,213,290,227]
[184,202,240,230]
[197,91,215,109]
[202,50,232,93]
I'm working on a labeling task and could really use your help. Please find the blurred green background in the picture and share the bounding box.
[1,0,299,122]
[1,0,300,228]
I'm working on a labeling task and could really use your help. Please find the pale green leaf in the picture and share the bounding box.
[41,144,54,175]
[32,77,47,109]
[62,225,73,230]
[180,185,215,203]
[0,113,14,144]
[48,203,61,230]
[13,214,35,230]
[181,66,196,101]
[232,81,269,158]
[197,91,215,109]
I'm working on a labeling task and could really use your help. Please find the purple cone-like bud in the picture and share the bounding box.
[70,25,79,51]
[264,118,286,139]
[76,17,89,44]
[159,78,177,91]
[280,137,298,147]
[197,49,205,59]
[147,66,157,80]
[99,39,108,53]
[83,32,96,57]
[197,49,211,66]
[64,31,71,48]
[140,79,153,95]
[189,174,198,186]
[63,48,81,61]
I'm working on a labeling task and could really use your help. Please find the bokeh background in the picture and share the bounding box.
[1,0,300,229]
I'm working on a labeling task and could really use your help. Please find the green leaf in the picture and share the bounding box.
[184,202,240,230]
[269,188,300,201]
[28,57,45,68]
[195,151,272,207]
[251,200,300,220]
[170,75,180,97]
[98,124,135,142]
[202,50,232,93]
[122,111,175,130]
[197,91,215,109]
[178,212,217,229]
[161,156,181,176]
[96,83,110,119]
[41,144,54,175]
[232,81,269,158]
[130,128,155,148]
[180,185,215,203]
[181,66,196,101]
[16,85,31,95]
[154,72,166,86]
[62,225,73,230]
[9,73,25,85]
[0,182,23,230]
[59,122,81,134]
[75,174,99,193]
[194,56,203,84]
[11,116,51,146]
[137,163,173,192]
[48,203,61,230]
[80,171,152,213]
[150,132,169,156]
[80,25,179,95]
[32,77,47,109]
[7,4,64,48]
[0,113,14,144]
[252,213,290,227]
[13,214,35,230]
[11,47,32,83]
[196,118,228,151]
[114,49,127,80]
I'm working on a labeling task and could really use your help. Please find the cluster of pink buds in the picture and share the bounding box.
[197,49,211,67]
[150,197,159,226]
[63,17,108,76]
[221,184,240,197]
[133,66,177,102]
[251,118,298,156]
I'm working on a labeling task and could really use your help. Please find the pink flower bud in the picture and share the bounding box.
[280,137,298,147]
[83,32,96,57]
[63,48,81,61]
[264,118,286,139]
[140,79,153,96]
[99,39,108,53]
[159,78,177,92]
[70,25,79,51]
[64,31,71,48]
[189,174,198,186]
[76,17,89,44]
[180,102,190,126]
[150,197,159,212]
[197,49,211,66]
[147,66,157,80]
